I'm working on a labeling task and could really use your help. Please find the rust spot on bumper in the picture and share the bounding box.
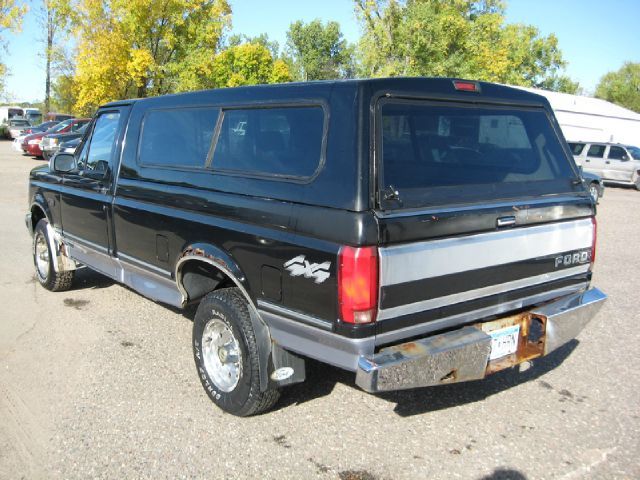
[478,312,548,375]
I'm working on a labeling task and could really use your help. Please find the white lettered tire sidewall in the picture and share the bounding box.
[192,288,279,416]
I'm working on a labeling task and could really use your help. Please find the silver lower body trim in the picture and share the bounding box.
[64,234,183,308]
[259,309,374,372]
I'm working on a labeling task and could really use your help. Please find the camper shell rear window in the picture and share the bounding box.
[377,100,581,210]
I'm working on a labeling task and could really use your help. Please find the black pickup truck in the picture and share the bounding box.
[26,78,607,416]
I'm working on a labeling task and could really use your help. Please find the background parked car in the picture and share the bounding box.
[581,170,605,203]
[44,112,74,122]
[7,118,32,139]
[41,123,89,160]
[57,136,81,155]
[569,141,640,190]
[22,118,89,158]
[22,121,60,136]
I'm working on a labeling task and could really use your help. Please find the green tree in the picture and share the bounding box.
[354,0,577,91]
[285,19,355,81]
[51,73,77,113]
[595,62,640,113]
[0,0,28,100]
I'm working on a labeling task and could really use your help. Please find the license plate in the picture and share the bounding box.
[488,324,520,360]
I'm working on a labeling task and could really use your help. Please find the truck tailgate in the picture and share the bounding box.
[376,218,594,342]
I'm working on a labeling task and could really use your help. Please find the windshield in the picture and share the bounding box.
[626,146,640,159]
[7,108,22,119]
[47,120,73,133]
[379,101,580,209]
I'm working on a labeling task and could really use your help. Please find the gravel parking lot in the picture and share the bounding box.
[0,140,638,480]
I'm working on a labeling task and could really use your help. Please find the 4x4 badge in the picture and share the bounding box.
[284,255,331,284]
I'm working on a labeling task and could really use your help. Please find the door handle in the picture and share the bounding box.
[605,161,610,164]
[496,216,516,228]
[585,159,590,162]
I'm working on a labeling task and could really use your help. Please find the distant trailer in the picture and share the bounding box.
[0,106,27,137]
[514,87,640,145]
[0,105,25,124]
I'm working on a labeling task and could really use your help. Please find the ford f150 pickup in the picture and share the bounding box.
[26,78,606,416]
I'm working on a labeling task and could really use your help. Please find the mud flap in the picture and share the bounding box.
[249,308,306,391]
[249,308,272,392]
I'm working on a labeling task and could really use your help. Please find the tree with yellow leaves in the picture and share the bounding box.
[72,0,232,115]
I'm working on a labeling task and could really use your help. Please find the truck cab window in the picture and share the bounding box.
[81,112,120,174]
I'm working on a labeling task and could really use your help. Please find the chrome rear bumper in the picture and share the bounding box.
[356,288,607,393]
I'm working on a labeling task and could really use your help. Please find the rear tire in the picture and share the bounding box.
[192,288,279,416]
[33,219,74,291]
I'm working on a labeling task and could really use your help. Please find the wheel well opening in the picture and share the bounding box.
[180,260,234,304]
[31,206,46,230]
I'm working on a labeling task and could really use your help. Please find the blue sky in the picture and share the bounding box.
[4,0,640,103]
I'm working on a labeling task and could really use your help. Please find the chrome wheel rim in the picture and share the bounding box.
[202,317,242,392]
[589,185,598,202]
[34,232,49,281]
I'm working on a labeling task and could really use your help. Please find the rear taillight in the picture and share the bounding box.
[338,246,378,324]
[591,216,597,264]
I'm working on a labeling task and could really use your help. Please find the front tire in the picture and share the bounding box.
[192,288,279,416]
[589,182,599,203]
[33,219,74,291]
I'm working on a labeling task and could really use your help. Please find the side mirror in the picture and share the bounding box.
[621,154,629,161]
[51,153,76,173]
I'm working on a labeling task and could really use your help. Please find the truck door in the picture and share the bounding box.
[604,145,635,182]
[60,108,127,276]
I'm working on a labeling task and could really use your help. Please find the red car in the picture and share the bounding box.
[22,118,90,157]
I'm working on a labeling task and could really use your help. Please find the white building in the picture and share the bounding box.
[514,87,640,146]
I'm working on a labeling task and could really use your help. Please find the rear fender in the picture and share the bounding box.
[176,243,274,392]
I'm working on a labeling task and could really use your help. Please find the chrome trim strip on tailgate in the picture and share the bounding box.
[377,265,590,321]
[379,218,593,286]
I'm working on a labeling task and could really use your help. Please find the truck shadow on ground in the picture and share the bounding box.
[279,341,578,417]
[479,469,528,480]
[71,268,116,290]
